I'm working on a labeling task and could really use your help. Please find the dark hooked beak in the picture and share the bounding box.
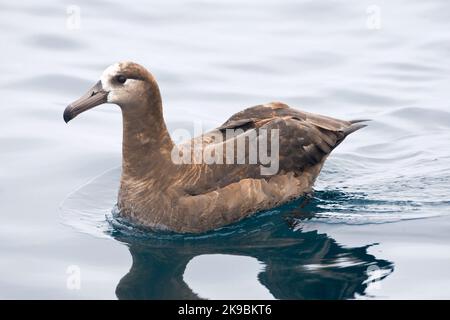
[63,80,108,123]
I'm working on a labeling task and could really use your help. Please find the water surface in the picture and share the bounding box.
[1,0,450,299]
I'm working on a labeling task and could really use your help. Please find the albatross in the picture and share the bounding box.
[64,61,367,233]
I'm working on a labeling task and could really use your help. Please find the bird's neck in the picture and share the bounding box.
[120,96,174,180]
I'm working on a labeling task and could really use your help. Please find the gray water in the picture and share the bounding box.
[1,0,450,299]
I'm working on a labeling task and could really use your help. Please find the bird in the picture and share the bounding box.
[63,61,367,233]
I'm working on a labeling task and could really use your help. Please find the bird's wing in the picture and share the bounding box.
[216,102,366,153]
[218,102,356,132]
[178,102,367,195]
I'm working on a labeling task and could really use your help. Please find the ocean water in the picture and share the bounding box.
[1,0,450,299]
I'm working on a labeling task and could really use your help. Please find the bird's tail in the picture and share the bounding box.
[343,119,371,136]
[349,119,371,124]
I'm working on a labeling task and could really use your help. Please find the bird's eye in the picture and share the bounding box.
[116,75,127,84]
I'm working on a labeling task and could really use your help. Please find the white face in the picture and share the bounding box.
[64,61,153,123]
[100,63,144,107]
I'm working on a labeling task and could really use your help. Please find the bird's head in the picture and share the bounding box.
[63,61,159,123]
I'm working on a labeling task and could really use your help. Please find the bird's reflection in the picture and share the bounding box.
[112,200,394,300]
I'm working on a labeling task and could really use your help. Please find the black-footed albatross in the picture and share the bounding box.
[63,61,367,233]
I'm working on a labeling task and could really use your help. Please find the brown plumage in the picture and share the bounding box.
[64,61,367,233]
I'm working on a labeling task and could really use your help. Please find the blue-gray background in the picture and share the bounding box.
[1,0,450,299]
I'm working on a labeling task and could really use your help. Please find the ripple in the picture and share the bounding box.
[60,160,448,241]
[6,74,92,94]
[24,34,85,51]
[291,189,443,227]
[387,107,450,129]
[380,62,443,74]
[329,88,413,106]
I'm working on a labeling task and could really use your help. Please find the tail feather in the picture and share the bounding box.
[350,119,371,124]
[343,123,368,136]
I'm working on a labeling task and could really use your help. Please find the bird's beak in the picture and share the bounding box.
[63,80,109,123]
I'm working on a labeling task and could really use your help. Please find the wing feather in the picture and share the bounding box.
[179,102,366,196]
